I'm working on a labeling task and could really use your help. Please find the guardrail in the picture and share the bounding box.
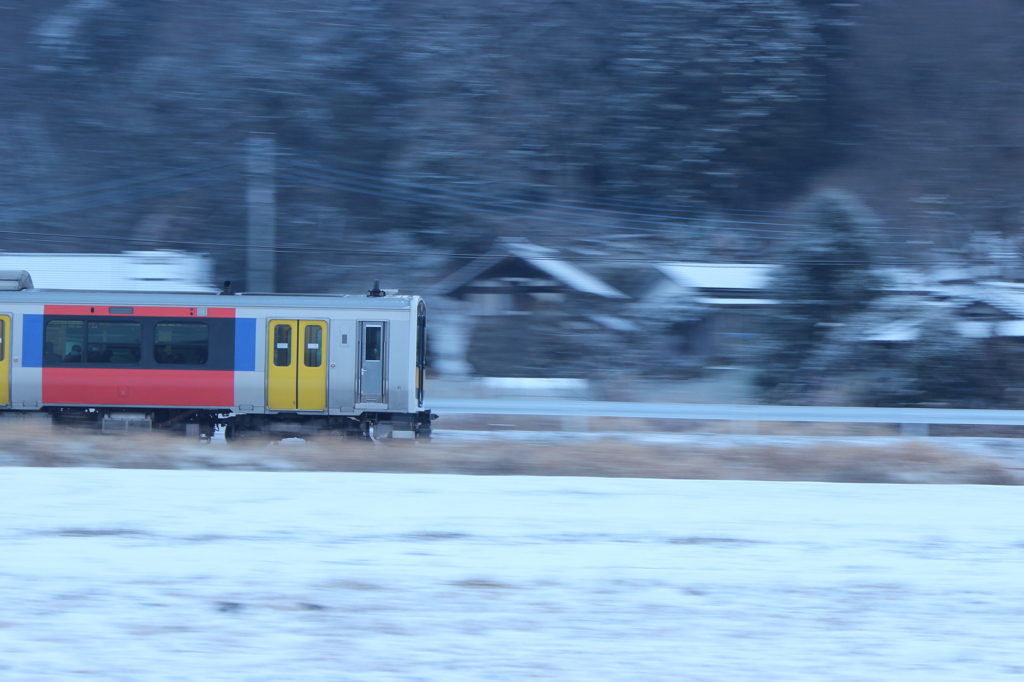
[427,399,1024,436]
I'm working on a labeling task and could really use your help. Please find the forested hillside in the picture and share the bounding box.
[4,1,1019,291]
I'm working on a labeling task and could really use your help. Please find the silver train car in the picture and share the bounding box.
[0,272,433,439]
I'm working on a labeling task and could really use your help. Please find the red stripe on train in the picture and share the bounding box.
[42,368,235,407]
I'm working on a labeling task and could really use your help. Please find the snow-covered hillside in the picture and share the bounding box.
[2,468,1022,680]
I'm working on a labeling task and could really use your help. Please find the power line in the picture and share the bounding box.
[0,143,916,250]
[0,224,962,267]
[282,145,852,221]
[280,157,807,232]
[279,150,917,237]
[0,140,909,240]
[278,167,792,239]
[0,167,242,223]
[0,160,241,208]
[280,165,914,246]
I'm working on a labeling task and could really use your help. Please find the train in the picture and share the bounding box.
[0,271,434,440]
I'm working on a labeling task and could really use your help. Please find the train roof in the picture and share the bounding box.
[0,288,419,309]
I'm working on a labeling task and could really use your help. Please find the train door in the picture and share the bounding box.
[416,302,426,407]
[0,315,9,406]
[267,319,327,410]
[358,322,386,404]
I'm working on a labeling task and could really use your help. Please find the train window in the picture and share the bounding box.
[0,319,4,362]
[87,321,142,364]
[303,325,322,368]
[364,326,382,361]
[154,323,209,365]
[273,324,292,366]
[44,320,85,364]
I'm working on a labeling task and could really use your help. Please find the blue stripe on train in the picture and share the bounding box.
[21,314,43,367]
[234,317,257,371]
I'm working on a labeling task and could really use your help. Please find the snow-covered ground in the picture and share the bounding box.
[2,468,1023,680]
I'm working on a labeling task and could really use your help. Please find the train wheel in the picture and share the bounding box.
[362,421,380,444]
[225,423,259,444]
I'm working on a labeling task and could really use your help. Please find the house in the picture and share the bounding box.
[864,272,1024,343]
[639,262,778,362]
[428,239,788,375]
[427,238,629,376]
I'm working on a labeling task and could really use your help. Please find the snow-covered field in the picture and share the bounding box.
[2,467,1022,680]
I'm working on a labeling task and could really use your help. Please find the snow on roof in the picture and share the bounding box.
[0,251,217,292]
[997,320,1024,337]
[431,238,627,299]
[427,254,504,296]
[503,240,627,299]
[873,267,934,292]
[586,313,640,332]
[865,319,922,342]
[654,263,776,291]
[969,283,1024,319]
[844,278,1024,343]
[983,280,1024,290]
[950,319,1024,339]
[695,297,779,306]
[866,311,1024,342]
[931,266,974,283]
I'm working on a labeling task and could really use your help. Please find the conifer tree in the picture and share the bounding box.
[757,190,879,398]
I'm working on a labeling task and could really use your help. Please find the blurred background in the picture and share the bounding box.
[3,0,1024,408]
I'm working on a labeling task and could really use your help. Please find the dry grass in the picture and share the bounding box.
[0,424,1018,485]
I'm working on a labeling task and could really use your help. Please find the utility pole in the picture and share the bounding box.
[246,133,276,292]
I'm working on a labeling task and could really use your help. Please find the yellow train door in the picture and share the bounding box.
[267,319,327,411]
[297,321,327,410]
[0,315,9,406]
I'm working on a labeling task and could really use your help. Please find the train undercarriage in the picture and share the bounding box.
[34,407,436,441]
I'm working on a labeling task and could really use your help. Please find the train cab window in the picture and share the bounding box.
[87,321,142,364]
[155,323,209,365]
[44,320,85,364]
[303,325,322,368]
[273,324,292,366]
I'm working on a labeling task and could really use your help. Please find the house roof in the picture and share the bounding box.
[586,313,640,332]
[865,319,923,342]
[932,266,975,284]
[427,254,506,296]
[863,288,1024,342]
[874,267,936,293]
[969,283,1024,319]
[431,238,628,299]
[952,320,1024,338]
[695,297,779,307]
[654,263,776,291]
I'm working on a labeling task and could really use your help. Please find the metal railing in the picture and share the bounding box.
[427,399,1024,436]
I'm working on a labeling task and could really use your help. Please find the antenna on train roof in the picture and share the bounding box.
[367,279,385,297]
